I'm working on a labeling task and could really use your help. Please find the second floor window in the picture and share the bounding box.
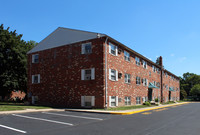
[143,78,148,86]
[81,68,95,80]
[82,42,92,54]
[32,74,40,84]
[32,54,39,63]
[109,69,118,81]
[135,57,140,65]
[124,51,130,61]
[125,74,131,83]
[136,77,141,85]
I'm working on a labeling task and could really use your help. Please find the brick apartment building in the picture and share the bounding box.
[27,27,180,108]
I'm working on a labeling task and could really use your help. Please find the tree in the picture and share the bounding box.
[180,89,187,100]
[190,84,200,97]
[180,72,200,96]
[0,24,36,100]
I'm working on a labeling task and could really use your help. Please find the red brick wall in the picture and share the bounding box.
[28,38,105,108]
[105,40,180,107]
[28,37,180,108]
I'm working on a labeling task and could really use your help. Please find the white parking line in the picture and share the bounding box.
[0,124,27,134]
[12,114,73,126]
[42,112,103,121]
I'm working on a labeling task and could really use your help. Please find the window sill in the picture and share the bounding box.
[109,79,117,82]
[125,82,131,84]
[109,53,117,56]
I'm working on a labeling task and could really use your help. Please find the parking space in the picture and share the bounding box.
[0,103,192,135]
[0,111,116,135]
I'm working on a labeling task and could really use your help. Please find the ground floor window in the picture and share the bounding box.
[136,97,141,104]
[81,96,95,107]
[109,96,118,107]
[125,96,131,105]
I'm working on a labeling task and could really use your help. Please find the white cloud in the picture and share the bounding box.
[170,53,175,57]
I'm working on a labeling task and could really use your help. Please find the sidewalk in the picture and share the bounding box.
[0,102,189,115]
[0,108,65,115]
[65,102,190,115]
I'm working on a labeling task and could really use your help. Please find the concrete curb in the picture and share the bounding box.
[65,102,190,115]
[0,109,65,115]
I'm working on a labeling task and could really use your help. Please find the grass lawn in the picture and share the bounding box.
[0,102,52,111]
[96,104,157,111]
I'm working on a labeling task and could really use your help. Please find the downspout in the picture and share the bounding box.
[160,56,163,103]
[104,37,109,109]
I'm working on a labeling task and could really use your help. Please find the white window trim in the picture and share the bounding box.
[109,43,118,56]
[143,60,147,69]
[81,96,95,107]
[135,56,140,66]
[109,69,118,81]
[32,54,39,63]
[81,68,95,80]
[124,51,130,62]
[32,74,40,84]
[109,96,118,107]
[125,74,131,84]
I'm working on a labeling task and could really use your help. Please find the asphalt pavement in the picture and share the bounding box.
[0,102,199,135]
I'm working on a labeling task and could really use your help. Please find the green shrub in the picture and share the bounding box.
[143,101,151,106]
[155,98,158,102]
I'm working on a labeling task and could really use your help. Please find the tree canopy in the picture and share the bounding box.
[0,24,36,99]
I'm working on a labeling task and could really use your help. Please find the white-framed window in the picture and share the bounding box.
[136,97,141,104]
[143,60,147,69]
[125,96,131,105]
[109,96,118,107]
[166,85,168,89]
[32,54,39,63]
[153,81,156,86]
[152,65,156,72]
[125,74,131,83]
[32,74,40,84]
[165,72,168,78]
[81,96,95,107]
[81,42,92,54]
[109,69,118,81]
[124,51,130,61]
[136,77,141,85]
[109,43,118,56]
[81,68,95,80]
[135,56,140,65]
[143,78,148,86]
[157,82,160,88]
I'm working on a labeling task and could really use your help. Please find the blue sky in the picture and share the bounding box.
[1,0,200,77]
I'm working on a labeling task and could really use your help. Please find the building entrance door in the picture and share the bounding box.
[148,88,153,101]
[169,91,171,101]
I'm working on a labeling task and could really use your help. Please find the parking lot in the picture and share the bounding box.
[0,103,200,135]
